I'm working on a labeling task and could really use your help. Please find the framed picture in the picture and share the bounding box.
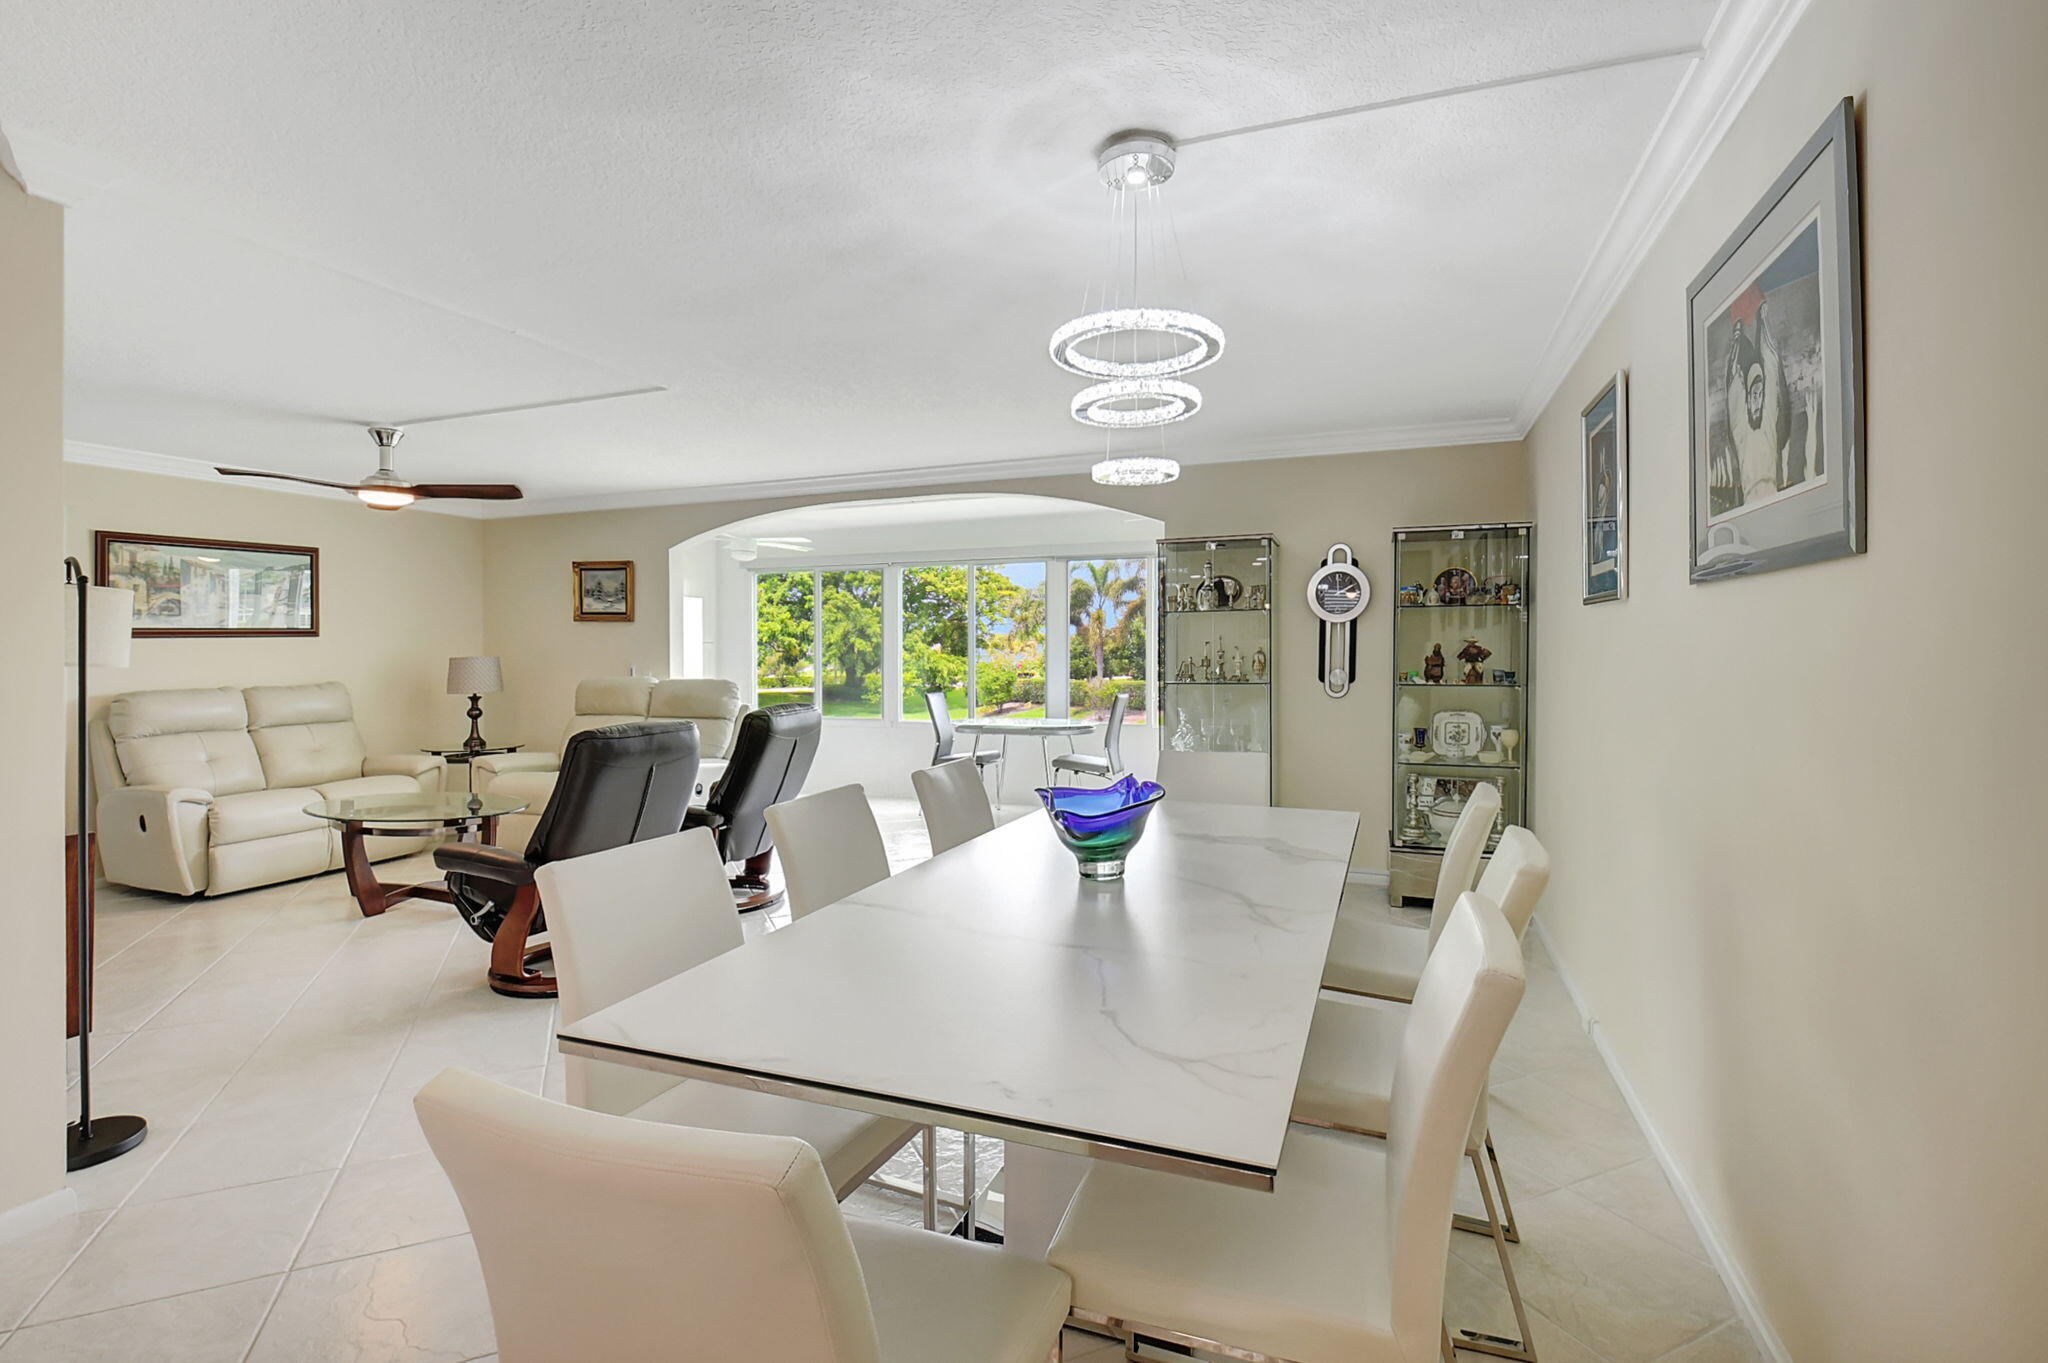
[1582,370,1628,603]
[95,531,318,637]
[573,560,634,622]
[1688,96,1865,582]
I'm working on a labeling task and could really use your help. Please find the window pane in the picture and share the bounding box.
[1067,558,1149,724]
[974,562,1047,718]
[901,565,969,725]
[755,572,815,708]
[819,569,885,719]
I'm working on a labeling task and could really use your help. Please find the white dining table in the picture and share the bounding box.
[557,799,1360,1252]
[952,715,1095,785]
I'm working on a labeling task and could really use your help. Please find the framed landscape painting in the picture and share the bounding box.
[96,531,318,637]
[1688,96,1865,582]
[573,560,634,622]
[1582,370,1628,603]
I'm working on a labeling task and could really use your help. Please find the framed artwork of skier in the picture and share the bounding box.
[1688,97,1865,582]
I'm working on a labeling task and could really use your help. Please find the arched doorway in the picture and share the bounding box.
[668,493,1164,800]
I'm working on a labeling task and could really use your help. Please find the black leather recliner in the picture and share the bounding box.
[437,721,700,997]
[682,703,821,911]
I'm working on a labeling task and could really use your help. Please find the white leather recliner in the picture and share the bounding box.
[474,676,744,850]
[90,682,444,897]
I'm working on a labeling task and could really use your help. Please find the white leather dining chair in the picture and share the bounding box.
[536,830,933,1213]
[1293,826,1552,1361]
[1048,690,1129,783]
[765,782,892,920]
[1323,779,1501,998]
[913,757,996,856]
[1046,893,1526,1363]
[416,1067,1073,1363]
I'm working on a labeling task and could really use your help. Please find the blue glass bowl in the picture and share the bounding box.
[1035,775,1167,881]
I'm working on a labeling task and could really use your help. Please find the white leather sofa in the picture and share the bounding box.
[473,676,744,850]
[90,682,445,897]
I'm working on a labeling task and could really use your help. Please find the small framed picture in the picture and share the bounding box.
[1688,97,1865,582]
[96,531,318,637]
[1581,371,1628,603]
[573,560,634,622]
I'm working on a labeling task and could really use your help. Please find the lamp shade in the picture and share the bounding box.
[446,656,504,695]
[65,584,136,670]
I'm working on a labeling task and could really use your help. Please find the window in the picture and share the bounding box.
[1067,557,1148,724]
[901,564,969,721]
[819,569,884,718]
[974,562,1046,717]
[754,571,815,707]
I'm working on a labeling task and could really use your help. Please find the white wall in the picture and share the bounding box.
[0,173,70,1226]
[1523,0,2048,1356]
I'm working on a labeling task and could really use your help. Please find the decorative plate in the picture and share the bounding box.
[1429,709,1487,761]
[1433,567,1477,604]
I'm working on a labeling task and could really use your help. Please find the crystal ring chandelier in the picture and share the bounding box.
[1071,377,1202,428]
[1051,129,1222,481]
[1049,307,1225,380]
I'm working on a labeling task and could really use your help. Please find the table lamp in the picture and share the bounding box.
[64,558,146,1170]
[447,656,504,753]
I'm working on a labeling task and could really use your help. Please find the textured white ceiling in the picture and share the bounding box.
[1,0,1721,505]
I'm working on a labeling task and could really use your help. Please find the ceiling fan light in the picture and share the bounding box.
[355,487,417,510]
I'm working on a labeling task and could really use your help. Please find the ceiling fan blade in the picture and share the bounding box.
[214,466,363,492]
[407,483,525,501]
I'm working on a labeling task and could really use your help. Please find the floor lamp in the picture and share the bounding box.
[64,557,146,1170]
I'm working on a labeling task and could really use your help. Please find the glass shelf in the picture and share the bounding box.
[1165,680,1270,687]
[1397,682,1523,692]
[1396,603,1528,613]
[1396,760,1523,773]
[1162,607,1271,617]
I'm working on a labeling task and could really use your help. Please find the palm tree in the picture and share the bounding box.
[1069,560,1145,680]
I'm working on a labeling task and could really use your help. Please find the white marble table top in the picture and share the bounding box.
[557,800,1359,1187]
[953,716,1096,736]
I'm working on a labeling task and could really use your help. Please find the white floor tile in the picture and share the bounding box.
[0,1211,113,1331]
[0,1276,276,1361]
[128,1089,377,1204]
[296,1152,470,1267]
[29,1173,330,1323]
[247,1235,494,1363]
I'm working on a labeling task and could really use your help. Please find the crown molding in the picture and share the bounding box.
[471,416,1524,519]
[1509,0,1815,433]
[64,440,483,517]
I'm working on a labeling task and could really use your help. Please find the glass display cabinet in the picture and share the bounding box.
[1157,534,1276,806]
[1388,523,1532,904]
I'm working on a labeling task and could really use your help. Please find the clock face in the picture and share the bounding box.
[1306,562,1370,621]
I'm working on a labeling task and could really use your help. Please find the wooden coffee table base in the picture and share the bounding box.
[337,816,499,918]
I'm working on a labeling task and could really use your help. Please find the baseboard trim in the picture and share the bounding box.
[0,1186,78,1244]
[1529,920,1793,1363]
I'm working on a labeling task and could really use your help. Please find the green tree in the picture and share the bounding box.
[1068,559,1146,680]
[820,570,883,703]
[754,572,814,683]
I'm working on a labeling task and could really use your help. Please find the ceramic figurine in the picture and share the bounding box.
[1247,585,1267,610]
[1424,587,1440,606]
[1423,644,1446,684]
[1251,647,1267,681]
[1457,638,1492,684]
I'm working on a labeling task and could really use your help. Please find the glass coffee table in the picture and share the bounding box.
[304,791,528,918]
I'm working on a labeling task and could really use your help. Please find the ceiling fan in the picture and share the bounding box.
[215,425,523,510]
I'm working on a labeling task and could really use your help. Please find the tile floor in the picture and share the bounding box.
[4,798,1759,1362]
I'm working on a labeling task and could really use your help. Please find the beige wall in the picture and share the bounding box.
[480,442,1531,868]
[65,464,487,757]
[1523,0,2048,1356]
[0,178,69,1221]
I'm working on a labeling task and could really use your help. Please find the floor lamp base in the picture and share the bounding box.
[66,1114,147,1171]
